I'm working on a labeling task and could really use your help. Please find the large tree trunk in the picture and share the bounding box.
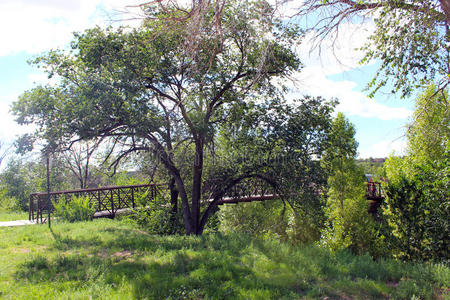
[440,0,450,28]
[174,175,194,234]
[154,142,194,234]
[168,177,179,233]
[191,140,204,235]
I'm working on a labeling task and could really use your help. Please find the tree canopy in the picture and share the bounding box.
[12,0,308,234]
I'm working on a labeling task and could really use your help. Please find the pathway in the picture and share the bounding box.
[0,220,36,227]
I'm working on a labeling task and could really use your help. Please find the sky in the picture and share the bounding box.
[0,0,415,162]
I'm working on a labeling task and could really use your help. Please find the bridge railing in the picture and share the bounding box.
[366,182,383,200]
[29,184,161,224]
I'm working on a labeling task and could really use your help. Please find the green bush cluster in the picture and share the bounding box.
[383,154,449,261]
[218,200,322,244]
[127,190,185,235]
[0,187,19,211]
[52,195,96,222]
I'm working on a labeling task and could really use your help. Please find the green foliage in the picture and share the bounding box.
[0,186,19,211]
[0,158,36,210]
[128,190,185,235]
[12,0,303,234]
[212,96,335,240]
[321,165,385,257]
[360,1,449,97]
[356,158,386,179]
[219,201,289,240]
[382,86,449,261]
[322,112,358,170]
[0,219,448,299]
[407,85,449,163]
[321,113,385,256]
[383,153,449,261]
[219,200,323,245]
[52,195,96,222]
[0,156,73,211]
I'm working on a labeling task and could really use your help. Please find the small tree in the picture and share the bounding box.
[321,113,384,256]
[60,140,103,189]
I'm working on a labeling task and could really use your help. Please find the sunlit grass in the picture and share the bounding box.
[0,219,448,299]
[0,210,29,222]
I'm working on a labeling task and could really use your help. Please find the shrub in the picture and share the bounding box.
[53,195,96,222]
[128,190,185,235]
[320,160,386,257]
[320,192,386,258]
[218,200,291,241]
[0,187,19,211]
[383,158,450,261]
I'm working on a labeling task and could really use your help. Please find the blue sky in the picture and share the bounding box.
[0,0,414,160]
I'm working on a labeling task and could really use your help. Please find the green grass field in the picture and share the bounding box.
[0,210,29,222]
[0,219,448,299]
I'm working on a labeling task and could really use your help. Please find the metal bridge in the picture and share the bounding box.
[29,182,383,223]
[29,184,160,224]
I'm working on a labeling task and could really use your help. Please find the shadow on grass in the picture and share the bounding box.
[18,227,281,299]
[13,223,446,299]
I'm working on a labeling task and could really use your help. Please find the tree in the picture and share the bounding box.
[384,156,449,260]
[0,155,71,210]
[320,113,384,256]
[216,96,336,243]
[322,112,359,209]
[407,85,449,163]
[287,0,449,98]
[60,140,103,189]
[12,0,301,234]
[383,86,449,260]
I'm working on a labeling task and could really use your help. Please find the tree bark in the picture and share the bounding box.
[151,139,194,234]
[191,139,204,235]
[169,177,179,233]
[440,0,450,28]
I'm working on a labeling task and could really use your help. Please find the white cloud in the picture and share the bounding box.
[27,73,49,85]
[0,0,144,56]
[291,20,412,120]
[292,66,412,120]
[358,137,407,158]
[0,95,34,144]
[298,21,376,75]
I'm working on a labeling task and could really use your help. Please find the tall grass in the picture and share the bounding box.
[0,219,448,299]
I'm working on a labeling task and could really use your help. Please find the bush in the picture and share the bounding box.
[383,157,449,261]
[320,193,386,258]
[320,160,386,257]
[0,187,19,211]
[128,190,185,235]
[218,200,293,241]
[53,195,96,222]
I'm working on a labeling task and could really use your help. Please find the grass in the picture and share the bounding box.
[0,219,448,299]
[0,210,29,222]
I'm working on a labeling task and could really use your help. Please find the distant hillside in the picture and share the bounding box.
[356,158,386,178]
